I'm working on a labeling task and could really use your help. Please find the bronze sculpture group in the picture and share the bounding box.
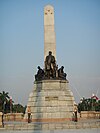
[35,51,67,81]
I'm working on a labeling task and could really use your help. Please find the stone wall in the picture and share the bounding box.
[80,111,100,119]
[4,113,24,121]
[0,112,3,127]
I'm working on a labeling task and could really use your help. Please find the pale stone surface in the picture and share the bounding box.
[0,112,3,127]
[3,120,100,130]
[44,5,56,60]
[4,113,23,121]
[24,80,75,121]
[80,111,100,119]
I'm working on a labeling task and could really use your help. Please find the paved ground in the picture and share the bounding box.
[0,119,100,133]
[0,128,100,133]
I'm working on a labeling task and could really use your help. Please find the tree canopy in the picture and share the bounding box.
[78,96,100,112]
[0,91,26,114]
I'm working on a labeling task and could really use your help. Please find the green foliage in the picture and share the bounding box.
[0,91,26,114]
[13,104,26,114]
[0,91,10,113]
[78,97,100,112]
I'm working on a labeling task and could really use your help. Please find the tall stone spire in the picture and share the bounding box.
[44,5,56,60]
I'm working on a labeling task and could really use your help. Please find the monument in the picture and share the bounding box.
[24,5,75,123]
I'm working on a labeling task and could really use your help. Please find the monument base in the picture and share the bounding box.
[24,80,75,122]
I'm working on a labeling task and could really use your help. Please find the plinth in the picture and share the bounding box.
[24,79,75,122]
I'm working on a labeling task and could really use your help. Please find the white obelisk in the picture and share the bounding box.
[44,5,56,60]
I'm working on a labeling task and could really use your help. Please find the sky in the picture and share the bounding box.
[0,0,100,105]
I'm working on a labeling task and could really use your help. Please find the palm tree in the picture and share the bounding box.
[0,91,10,112]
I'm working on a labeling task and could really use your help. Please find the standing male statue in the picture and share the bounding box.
[45,51,56,78]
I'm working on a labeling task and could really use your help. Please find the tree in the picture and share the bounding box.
[13,104,26,114]
[0,91,26,114]
[78,96,100,112]
[0,91,10,113]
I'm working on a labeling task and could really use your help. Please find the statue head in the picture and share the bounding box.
[61,66,64,69]
[49,51,52,55]
[38,66,41,69]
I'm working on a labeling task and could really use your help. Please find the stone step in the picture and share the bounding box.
[4,121,100,130]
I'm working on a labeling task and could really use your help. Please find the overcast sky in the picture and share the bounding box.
[0,0,100,105]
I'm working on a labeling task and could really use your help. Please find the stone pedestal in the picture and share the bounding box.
[24,80,75,122]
